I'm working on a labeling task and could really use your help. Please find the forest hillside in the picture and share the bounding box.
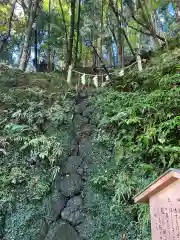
[0,0,180,239]
[0,46,179,239]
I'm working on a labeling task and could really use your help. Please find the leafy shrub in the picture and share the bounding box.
[20,135,63,166]
[0,69,74,239]
[87,49,180,239]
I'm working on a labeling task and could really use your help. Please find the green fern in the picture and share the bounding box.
[20,135,63,166]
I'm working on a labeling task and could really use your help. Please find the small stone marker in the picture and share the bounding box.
[134,168,180,240]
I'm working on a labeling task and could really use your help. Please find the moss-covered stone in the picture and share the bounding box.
[45,221,80,240]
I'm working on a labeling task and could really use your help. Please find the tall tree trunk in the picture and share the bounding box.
[17,0,33,66]
[0,0,17,54]
[79,35,83,64]
[19,0,40,71]
[17,41,24,66]
[109,0,135,57]
[141,0,159,47]
[97,38,101,67]
[108,46,113,67]
[176,0,180,22]
[92,7,97,69]
[34,24,38,71]
[120,0,124,70]
[100,0,104,58]
[58,0,69,54]
[47,0,51,72]
[74,0,81,67]
[66,0,76,68]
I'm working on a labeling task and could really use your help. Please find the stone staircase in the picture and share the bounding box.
[45,90,93,240]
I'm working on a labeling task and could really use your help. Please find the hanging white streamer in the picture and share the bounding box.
[81,74,86,85]
[93,75,98,88]
[105,75,109,81]
[119,69,124,77]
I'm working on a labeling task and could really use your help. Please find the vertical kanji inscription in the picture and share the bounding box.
[150,180,180,240]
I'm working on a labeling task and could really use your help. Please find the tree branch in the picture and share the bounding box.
[58,0,69,53]
[109,1,135,56]
[109,0,165,43]
[0,0,17,53]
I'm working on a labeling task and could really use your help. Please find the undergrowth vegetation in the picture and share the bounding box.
[0,66,74,239]
[86,47,180,239]
[0,47,179,239]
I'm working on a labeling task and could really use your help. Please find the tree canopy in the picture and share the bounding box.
[0,0,179,71]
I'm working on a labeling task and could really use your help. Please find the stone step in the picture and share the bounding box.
[61,196,84,226]
[45,221,80,240]
[62,156,83,175]
[59,173,82,197]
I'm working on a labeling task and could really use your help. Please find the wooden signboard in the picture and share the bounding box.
[134,168,180,240]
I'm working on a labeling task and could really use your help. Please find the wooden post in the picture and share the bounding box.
[137,54,143,72]
[122,233,126,240]
[101,74,104,86]
[67,64,73,85]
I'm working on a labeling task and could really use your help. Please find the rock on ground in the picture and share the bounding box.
[62,156,83,174]
[47,194,67,222]
[44,190,67,222]
[45,221,80,240]
[61,196,84,226]
[75,101,88,114]
[59,173,82,197]
[79,138,92,159]
[75,215,95,240]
